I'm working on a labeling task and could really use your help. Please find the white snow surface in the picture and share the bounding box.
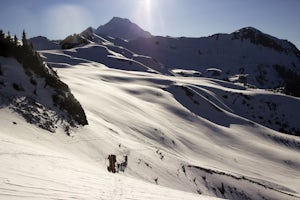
[0,110,218,200]
[2,54,300,199]
[0,57,222,200]
[2,26,300,199]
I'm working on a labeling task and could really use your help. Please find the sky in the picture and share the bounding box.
[0,0,299,49]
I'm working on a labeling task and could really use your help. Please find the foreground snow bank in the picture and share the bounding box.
[0,109,220,200]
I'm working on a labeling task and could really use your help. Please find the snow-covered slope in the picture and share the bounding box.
[7,18,299,199]
[0,56,87,133]
[1,59,300,199]
[37,32,300,135]
[119,29,300,90]
[37,20,300,134]
[5,46,300,199]
[0,108,219,200]
[95,17,151,40]
[34,20,300,95]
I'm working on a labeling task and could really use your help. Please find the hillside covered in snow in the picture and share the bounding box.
[31,17,300,136]
[0,30,87,132]
[1,18,300,200]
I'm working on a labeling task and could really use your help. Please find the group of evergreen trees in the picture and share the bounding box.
[0,30,88,126]
[0,30,47,76]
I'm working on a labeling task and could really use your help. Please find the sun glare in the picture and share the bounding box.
[146,0,151,9]
[131,0,157,33]
[144,0,152,13]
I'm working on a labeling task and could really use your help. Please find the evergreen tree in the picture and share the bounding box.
[0,29,88,126]
[0,30,4,39]
[14,35,18,46]
[22,30,28,47]
[30,42,34,50]
[7,31,12,41]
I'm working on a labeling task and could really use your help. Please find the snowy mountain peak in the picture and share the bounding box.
[231,26,299,53]
[80,26,95,40]
[235,26,262,34]
[110,16,131,24]
[95,17,152,40]
[81,26,95,35]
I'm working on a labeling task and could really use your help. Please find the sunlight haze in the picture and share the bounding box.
[1,0,299,48]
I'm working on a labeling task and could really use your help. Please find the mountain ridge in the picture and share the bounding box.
[231,26,300,56]
[30,17,300,57]
[32,17,300,136]
[95,17,152,40]
[30,17,300,98]
[2,17,300,200]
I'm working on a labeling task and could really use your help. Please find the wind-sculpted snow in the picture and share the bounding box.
[0,123,219,200]
[40,44,159,73]
[38,62,299,199]
[1,56,300,199]
[119,31,300,91]
[33,22,300,94]
[166,84,245,127]
[7,23,300,199]
[41,40,300,135]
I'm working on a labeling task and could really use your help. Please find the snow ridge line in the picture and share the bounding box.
[187,165,299,198]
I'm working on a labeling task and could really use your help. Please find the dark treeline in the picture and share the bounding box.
[0,30,48,77]
[0,30,88,126]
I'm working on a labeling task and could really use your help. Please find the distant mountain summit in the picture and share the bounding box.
[95,17,152,40]
[30,18,300,97]
[231,27,300,55]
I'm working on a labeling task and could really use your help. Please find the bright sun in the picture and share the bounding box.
[132,0,155,31]
[145,0,152,12]
[146,0,151,7]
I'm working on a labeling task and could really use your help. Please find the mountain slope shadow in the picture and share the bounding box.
[167,84,247,127]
